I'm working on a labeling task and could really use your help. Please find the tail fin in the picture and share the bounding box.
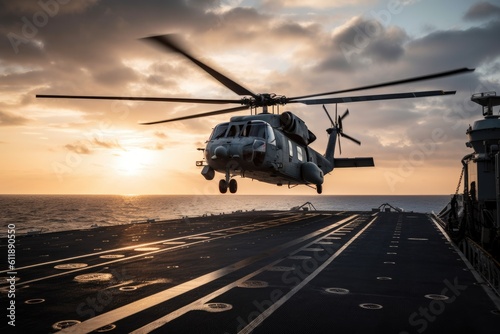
[324,127,338,167]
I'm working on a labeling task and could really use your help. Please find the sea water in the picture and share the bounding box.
[0,194,451,236]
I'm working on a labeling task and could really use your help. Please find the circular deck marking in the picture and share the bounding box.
[25,298,45,304]
[359,303,383,310]
[100,254,125,259]
[74,273,113,283]
[198,303,233,313]
[238,280,269,288]
[54,263,88,270]
[424,294,449,301]
[52,320,81,330]
[119,286,138,292]
[288,255,312,260]
[267,266,295,272]
[134,247,160,252]
[95,324,117,332]
[325,287,350,295]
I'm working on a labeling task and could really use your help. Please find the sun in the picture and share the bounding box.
[115,148,154,176]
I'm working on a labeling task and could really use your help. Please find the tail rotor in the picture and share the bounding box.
[322,104,361,155]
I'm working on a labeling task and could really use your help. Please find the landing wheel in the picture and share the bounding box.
[316,184,322,194]
[219,179,228,194]
[229,179,238,194]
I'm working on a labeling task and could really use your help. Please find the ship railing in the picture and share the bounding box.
[460,237,500,296]
[290,202,317,211]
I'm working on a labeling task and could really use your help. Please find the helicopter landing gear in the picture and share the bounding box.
[219,179,228,194]
[316,184,322,194]
[219,179,238,194]
[229,179,237,193]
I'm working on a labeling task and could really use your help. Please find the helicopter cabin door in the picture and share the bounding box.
[281,138,304,182]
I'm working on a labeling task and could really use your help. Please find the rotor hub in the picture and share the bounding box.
[241,94,287,108]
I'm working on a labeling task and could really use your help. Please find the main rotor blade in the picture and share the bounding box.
[143,35,257,98]
[36,94,242,104]
[297,90,456,105]
[289,67,474,101]
[140,105,249,125]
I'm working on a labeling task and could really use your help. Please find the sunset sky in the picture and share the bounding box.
[1,0,500,195]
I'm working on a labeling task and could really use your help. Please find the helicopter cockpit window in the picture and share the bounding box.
[227,124,241,137]
[242,121,276,145]
[209,123,229,140]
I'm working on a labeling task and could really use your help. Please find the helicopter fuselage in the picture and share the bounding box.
[199,112,337,193]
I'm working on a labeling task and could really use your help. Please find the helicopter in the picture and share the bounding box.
[37,35,474,194]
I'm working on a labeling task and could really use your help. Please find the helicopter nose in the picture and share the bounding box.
[212,146,228,159]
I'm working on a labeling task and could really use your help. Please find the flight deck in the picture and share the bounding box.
[1,210,499,333]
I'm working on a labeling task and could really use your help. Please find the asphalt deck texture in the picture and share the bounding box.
[1,210,499,333]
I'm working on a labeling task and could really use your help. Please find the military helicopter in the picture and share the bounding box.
[37,35,474,194]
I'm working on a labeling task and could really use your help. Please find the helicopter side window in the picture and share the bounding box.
[288,140,293,161]
[210,123,229,140]
[297,146,304,162]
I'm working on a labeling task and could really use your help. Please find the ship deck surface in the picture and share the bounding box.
[2,210,499,333]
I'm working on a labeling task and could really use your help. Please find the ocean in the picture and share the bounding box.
[0,194,451,236]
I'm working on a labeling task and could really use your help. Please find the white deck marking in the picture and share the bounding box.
[10,214,313,285]
[238,216,378,334]
[130,216,363,333]
[60,215,358,333]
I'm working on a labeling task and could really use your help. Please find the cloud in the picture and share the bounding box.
[464,1,500,21]
[144,142,165,150]
[92,138,122,149]
[154,131,168,139]
[0,110,30,126]
[1,0,499,195]
[404,19,500,71]
[315,16,408,72]
[0,0,100,15]
[261,0,375,10]
[65,142,92,154]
